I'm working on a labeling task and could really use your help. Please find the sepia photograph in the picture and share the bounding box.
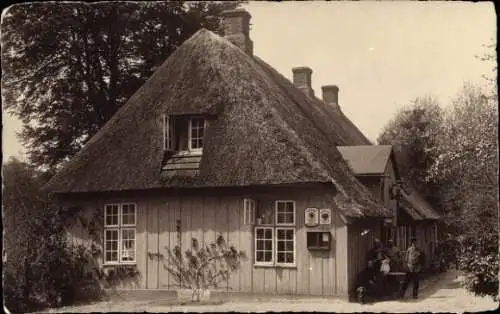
[2,1,498,313]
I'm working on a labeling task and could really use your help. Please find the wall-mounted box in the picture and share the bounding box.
[305,208,319,227]
[319,208,331,225]
[307,231,332,251]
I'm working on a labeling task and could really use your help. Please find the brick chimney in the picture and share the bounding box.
[292,67,315,98]
[321,85,340,110]
[221,9,253,55]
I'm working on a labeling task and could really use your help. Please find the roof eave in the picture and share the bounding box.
[354,172,385,177]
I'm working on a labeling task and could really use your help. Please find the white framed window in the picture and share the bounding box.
[254,200,296,267]
[105,204,119,227]
[255,227,274,265]
[243,198,256,225]
[276,227,295,265]
[163,114,174,151]
[104,229,119,263]
[104,203,137,264]
[121,228,136,262]
[121,203,137,226]
[189,117,205,151]
[275,200,295,225]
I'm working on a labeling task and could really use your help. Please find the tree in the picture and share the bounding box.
[428,83,498,238]
[427,82,499,299]
[377,95,444,207]
[1,1,243,171]
[475,39,497,85]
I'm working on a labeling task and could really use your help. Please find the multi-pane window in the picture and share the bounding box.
[255,227,274,264]
[104,229,119,262]
[163,115,206,153]
[189,118,205,151]
[121,229,136,262]
[105,204,119,226]
[276,200,295,225]
[254,200,296,267]
[276,228,295,264]
[104,203,136,264]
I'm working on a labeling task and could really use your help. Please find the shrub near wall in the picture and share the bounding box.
[3,206,104,313]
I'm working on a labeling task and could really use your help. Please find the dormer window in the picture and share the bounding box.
[189,117,205,152]
[163,114,206,154]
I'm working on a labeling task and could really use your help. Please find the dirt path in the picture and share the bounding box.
[42,270,498,313]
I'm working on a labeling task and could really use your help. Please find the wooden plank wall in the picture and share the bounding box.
[346,221,381,297]
[66,187,348,296]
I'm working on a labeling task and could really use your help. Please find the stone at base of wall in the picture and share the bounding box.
[177,289,211,302]
[104,288,350,303]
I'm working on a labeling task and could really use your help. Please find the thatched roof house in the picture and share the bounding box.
[45,12,390,220]
[45,9,440,299]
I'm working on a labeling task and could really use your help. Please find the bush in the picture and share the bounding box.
[3,206,105,313]
[458,234,499,301]
[3,159,108,312]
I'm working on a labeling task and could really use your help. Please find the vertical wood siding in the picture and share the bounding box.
[334,222,349,296]
[346,221,381,297]
[65,186,350,296]
[157,200,169,289]
[227,197,241,291]
[146,201,159,289]
[167,199,181,289]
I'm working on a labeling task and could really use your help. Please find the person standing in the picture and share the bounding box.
[400,238,424,299]
[387,239,402,271]
[356,260,377,303]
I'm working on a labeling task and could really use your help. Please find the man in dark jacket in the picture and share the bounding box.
[356,260,377,303]
[400,238,425,299]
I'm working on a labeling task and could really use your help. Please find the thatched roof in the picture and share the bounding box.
[400,190,440,220]
[337,145,393,175]
[44,29,391,219]
[321,107,372,146]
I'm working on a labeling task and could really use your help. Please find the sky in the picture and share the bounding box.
[1,1,496,162]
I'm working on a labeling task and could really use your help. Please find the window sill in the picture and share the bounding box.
[307,247,331,251]
[103,262,137,267]
[254,263,297,269]
[175,150,203,157]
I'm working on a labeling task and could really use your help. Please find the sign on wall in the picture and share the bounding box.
[305,208,319,227]
[319,208,332,225]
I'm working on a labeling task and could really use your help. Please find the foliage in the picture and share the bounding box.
[428,83,498,299]
[475,39,497,84]
[1,1,243,171]
[379,79,498,299]
[2,158,103,312]
[427,83,498,238]
[3,206,103,312]
[151,234,247,302]
[377,95,444,207]
[458,235,499,301]
[427,83,499,299]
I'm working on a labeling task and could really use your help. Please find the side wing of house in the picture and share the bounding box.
[399,190,441,268]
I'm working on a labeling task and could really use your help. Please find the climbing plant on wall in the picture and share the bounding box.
[149,232,247,302]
